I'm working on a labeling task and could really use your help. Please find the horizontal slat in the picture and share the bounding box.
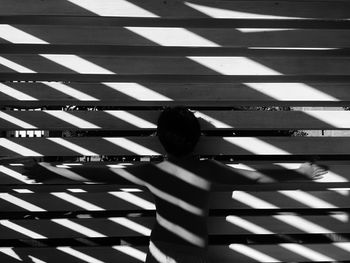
[2,110,350,130]
[1,183,350,193]
[2,44,350,56]
[1,137,350,156]
[2,27,350,48]
[1,73,350,82]
[0,0,349,19]
[211,243,350,262]
[1,161,350,191]
[0,246,148,263]
[1,55,350,75]
[0,82,349,107]
[1,16,350,29]
[0,191,349,213]
[0,215,349,240]
[1,244,350,263]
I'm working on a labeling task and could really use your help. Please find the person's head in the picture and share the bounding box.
[157,107,201,157]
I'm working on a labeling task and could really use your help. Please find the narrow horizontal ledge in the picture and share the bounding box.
[0,208,348,220]
[2,74,350,82]
[1,234,349,247]
[2,137,350,156]
[1,182,350,193]
[1,44,350,56]
[1,16,350,29]
[2,110,350,131]
[2,101,350,108]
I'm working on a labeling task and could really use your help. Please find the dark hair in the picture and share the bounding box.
[157,107,201,157]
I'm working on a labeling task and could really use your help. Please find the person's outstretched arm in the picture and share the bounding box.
[8,158,148,187]
[208,160,327,185]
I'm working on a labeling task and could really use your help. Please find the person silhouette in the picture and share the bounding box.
[21,107,327,263]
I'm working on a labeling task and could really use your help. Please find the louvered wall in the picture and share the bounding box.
[0,0,350,262]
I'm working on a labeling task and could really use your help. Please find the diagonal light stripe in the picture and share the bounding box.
[156,161,211,190]
[232,191,278,208]
[109,168,145,186]
[279,190,338,209]
[40,54,115,74]
[109,217,151,236]
[156,213,206,247]
[189,56,281,75]
[0,193,46,211]
[185,2,302,19]
[328,188,350,196]
[234,217,335,261]
[113,246,147,262]
[148,241,176,263]
[47,138,97,156]
[233,191,342,232]
[238,28,295,33]
[182,3,339,102]
[233,191,350,256]
[231,193,341,260]
[273,214,331,233]
[105,110,156,128]
[110,168,203,215]
[0,83,38,101]
[67,0,158,17]
[0,24,48,44]
[0,220,47,239]
[0,165,37,184]
[184,2,299,34]
[68,188,86,193]
[0,56,36,73]
[278,190,348,222]
[125,27,219,47]
[245,83,339,101]
[190,58,340,101]
[104,137,160,155]
[0,248,22,261]
[51,192,104,211]
[0,27,101,101]
[229,244,281,262]
[42,82,99,101]
[194,111,232,128]
[0,138,43,156]
[119,188,142,192]
[29,256,47,263]
[57,247,105,263]
[109,191,155,210]
[52,219,106,238]
[0,111,37,129]
[103,82,172,101]
[305,111,350,128]
[233,192,339,232]
[45,110,100,129]
[38,162,89,181]
[226,215,273,234]
[0,53,96,103]
[223,137,290,155]
[4,3,339,171]
[280,243,334,261]
[334,242,350,253]
[13,189,34,193]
